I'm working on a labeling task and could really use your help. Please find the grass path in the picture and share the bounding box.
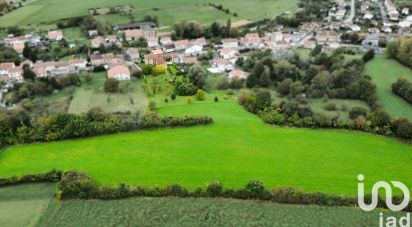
[365,55,412,121]
[0,98,411,196]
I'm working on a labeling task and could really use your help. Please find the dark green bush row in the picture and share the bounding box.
[0,169,62,187]
[143,111,213,129]
[392,78,412,105]
[238,89,412,141]
[0,110,213,148]
[55,170,411,212]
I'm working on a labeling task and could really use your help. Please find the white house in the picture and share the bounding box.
[221,38,238,48]
[108,65,131,81]
[185,44,203,56]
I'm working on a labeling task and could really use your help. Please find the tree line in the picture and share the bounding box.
[392,78,412,105]
[0,109,212,148]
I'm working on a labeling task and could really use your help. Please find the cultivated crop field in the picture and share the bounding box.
[1,96,411,196]
[0,0,298,28]
[365,55,412,121]
[0,184,55,227]
[0,184,402,226]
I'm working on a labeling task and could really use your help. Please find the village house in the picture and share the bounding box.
[32,59,87,77]
[124,48,140,62]
[162,43,175,53]
[185,43,203,56]
[107,65,131,81]
[48,30,64,41]
[90,53,125,67]
[160,36,173,46]
[241,33,262,49]
[144,53,173,65]
[221,38,239,48]
[209,58,233,73]
[219,47,238,60]
[115,22,157,31]
[91,36,106,48]
[362,33,380,52]
[3,35,25,46]
[385,0,399,21]
[147,37,160,49]
[228,69,248,80]
[316,30,338,45]
[174,39,190,51]
[303,40,316,49]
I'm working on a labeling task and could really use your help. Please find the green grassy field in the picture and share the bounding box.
[0,184,56,227]
[0,0,298,28]
[365,55,412,121]
[0,183,402,227]
[67,72,147,114]
[1,96,411,195]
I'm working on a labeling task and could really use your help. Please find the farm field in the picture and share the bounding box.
[365,55,412,121]
[0,183,56,227]
[0,97,411,196]
[0,183,402,227]
[0,0,298,28]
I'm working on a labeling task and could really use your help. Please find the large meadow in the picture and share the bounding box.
[1,92,411,196]
[0,0,298,28]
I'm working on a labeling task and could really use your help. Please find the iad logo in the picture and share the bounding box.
[357,174,411,227]
[358,174,410,212]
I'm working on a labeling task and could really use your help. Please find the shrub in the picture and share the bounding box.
[171,94,176,101]
[206,181,223,197]
[104,78,120,93]
[324,103,337,111]
[214,96,219,102]
[164,98,169,103]
[349,107,368,120]
[245,180,265,199]
[195,89,205,101]
[148,100,157,111]
[362,49,375,62]
[187,97,192,104]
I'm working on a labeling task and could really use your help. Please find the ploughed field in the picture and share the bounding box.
[0,184,404,227]
[0,99,411,196]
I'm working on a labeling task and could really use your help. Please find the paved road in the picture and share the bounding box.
[378,1,389,24]
[345,0,356,23]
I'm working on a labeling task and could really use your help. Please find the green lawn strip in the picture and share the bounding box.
[365,55,412,121]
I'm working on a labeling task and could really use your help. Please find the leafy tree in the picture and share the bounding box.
[104,78,119,93]
[362,49,375,63]
[188,65,207,88]
[22,64,36,81]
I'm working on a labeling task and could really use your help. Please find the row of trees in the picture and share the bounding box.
[386,37,412,69]
[172,19,239,40]
[238,89,412,140]
[0,108,212,148]
[392,78,412,104]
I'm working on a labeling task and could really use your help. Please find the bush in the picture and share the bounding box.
[171,94,176,101]
[392,78,412,104]
[349,107,368,120]
[0,169,62,187]
[187,97,192,104]
[196,89,205,101]
[362,49,375,63]
[104,78,120,93]
[324,103,337,111]
[214,96,219,102]
[148,100,157,111]
[206,181,223,197]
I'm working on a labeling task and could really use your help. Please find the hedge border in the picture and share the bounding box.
[1,170,410,212]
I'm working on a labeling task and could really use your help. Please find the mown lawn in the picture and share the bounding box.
[0,0,298,28]
[365,55,412,121]
[0,97,411,196]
